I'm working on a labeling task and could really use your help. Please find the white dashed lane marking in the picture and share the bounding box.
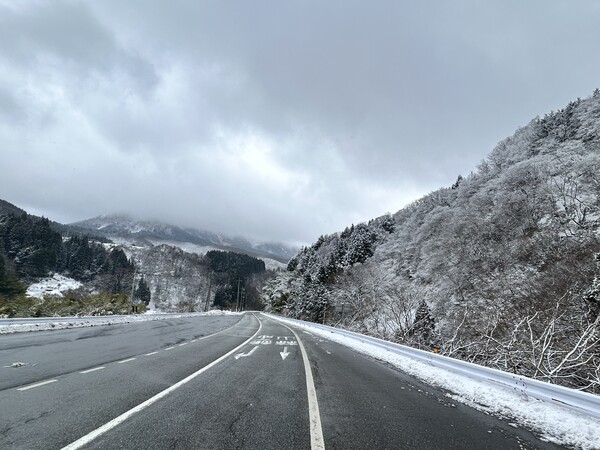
[117,358,137,364]
[17,379,58,391]
[79,367,106,374]
[61,315,263,450]
[14,332,225,392]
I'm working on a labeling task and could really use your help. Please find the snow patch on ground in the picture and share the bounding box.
[148,240,218,255]
[271,315,600,450]
[26,274,83,298]
[260,258,286,271]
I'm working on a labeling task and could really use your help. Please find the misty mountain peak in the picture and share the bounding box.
[70,214,297,262]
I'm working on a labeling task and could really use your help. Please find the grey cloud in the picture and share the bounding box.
[0,87,25,123]
[0,2,159,104]
[2,1,600,244]
[91,1,600,185]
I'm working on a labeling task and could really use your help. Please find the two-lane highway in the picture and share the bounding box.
[0,314,253,448]
[0,313,564,449]
[82,315,317,449]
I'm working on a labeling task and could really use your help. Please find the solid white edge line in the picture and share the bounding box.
[117,358,136,364]
[280,321,325,450]
[165,346,175,351]
[61,314,263,450]
[17,379,58,391]
[79,367,106,374]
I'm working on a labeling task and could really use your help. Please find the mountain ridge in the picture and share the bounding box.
[0,200,277,314]
[71,214,297,263]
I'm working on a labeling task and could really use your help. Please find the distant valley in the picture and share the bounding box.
[0,202,292,315]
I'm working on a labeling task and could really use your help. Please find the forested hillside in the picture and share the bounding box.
[0,214,133,287]
[206,250,266,310]
[123,245,268,312]
[264,89,600,393]
[0,202,274,316]
[0,213,136,316]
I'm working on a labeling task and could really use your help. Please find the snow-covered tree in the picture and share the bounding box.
[267,88,600,393]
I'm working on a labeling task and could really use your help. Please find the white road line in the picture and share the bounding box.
[178,343,188,347]
[281,322,325,450]
[165,346,175,351]
[145,351,158,356]
[61,314,263,450]
[17,379,58,391]
[190,339,197,343]
[234,345,259,360]
[79,367,105,374]
[117,358,136,364]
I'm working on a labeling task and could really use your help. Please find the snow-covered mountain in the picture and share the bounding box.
[110,241,275,312]
[0,201,286,314]
[71,214,297,263]
[264,89,600,394]
[119,243,213,312]
[70,214,290,311]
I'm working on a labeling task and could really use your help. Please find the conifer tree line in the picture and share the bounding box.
[205,250,266,310]
[263,89,600,393]
[0,213,135,298]
[265,215,394,322]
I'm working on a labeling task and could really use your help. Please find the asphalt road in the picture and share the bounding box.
[0,313,565,449]
[0,313,188,326]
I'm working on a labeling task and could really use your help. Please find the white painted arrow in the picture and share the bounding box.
[234,346,258,360]
[280,347,291,360]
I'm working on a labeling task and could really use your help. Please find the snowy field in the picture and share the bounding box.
[267,315,600,450]
[26,274,83,298]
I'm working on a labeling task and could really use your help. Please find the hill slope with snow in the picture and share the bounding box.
[264,89,600,394]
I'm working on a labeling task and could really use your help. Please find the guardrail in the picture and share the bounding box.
[265,314,600,419]
[0,312,224,326]
[0,315,130,325]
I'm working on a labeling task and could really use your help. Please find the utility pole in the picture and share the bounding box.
[129,268,137,314]
[204,275,212,312]
[235,278,241,312]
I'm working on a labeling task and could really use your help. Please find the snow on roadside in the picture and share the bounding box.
[26,274,83,298]
[270,315,600,450]
[0,311,241,334]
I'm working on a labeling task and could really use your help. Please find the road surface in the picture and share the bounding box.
[0,313,564,449]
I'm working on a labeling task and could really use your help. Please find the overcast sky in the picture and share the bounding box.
[1,1,599,245]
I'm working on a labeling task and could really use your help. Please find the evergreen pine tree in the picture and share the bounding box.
[411,301,435,348]
[134,275,151,305]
